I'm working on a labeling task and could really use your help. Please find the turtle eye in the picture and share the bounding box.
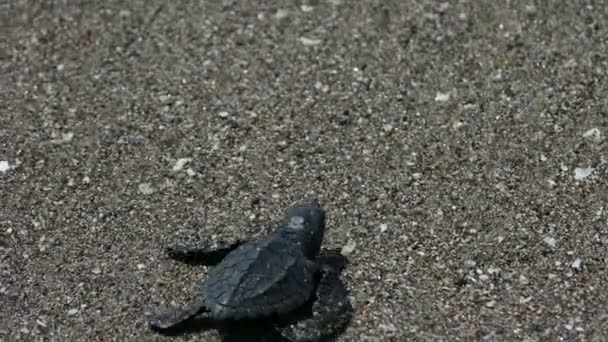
[288,215,305,229]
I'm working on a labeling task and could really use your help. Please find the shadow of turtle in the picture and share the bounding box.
[151,250,352,341]
[152,299,351,342]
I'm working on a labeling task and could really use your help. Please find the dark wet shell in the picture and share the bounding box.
[201,238,316,320]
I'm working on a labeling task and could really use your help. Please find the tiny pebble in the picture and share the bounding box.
[452,121,464,129]
[438,2,450,12]
[158,94,172,104]
[571,258,582,269]
[62,132,74,142]
[487,267,500,274]
[51,132,74,144]
[138,183,155,195]
[92,267,101,274]
[382,124,393,132]
[218,111,229,118]
[315,81,329,93]
[274,9,289,19]
[172,158,192,172]
[379,322,397,332]
[341,240,357,255]
[67,309,79,316]
[435,91,451,102]
[137,263,145,270]
[379,223,388,233]
[525,5,537,16]
[543,236,557,248]
[519,296,532,304]
[562,58,577,68]
[464,260,477,267]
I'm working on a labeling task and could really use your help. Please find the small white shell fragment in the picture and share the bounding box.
[0,161,10,173]
[300,37,322,46]
[574,167,593,180]
[172,158,192,172]
[582,127,602,140]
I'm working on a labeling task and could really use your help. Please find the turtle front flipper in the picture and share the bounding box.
[277,266,353,342]
[167,239,246,265]
[149,301,208,332]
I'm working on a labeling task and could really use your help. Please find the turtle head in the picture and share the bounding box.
[278,200,326,258]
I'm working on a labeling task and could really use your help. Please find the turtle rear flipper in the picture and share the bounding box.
[167,239,246,265]
[277,267,353,342]
[316,251,348,271]
[149,302,208,333]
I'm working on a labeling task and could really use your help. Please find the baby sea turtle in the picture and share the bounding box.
[149,200,353,341]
